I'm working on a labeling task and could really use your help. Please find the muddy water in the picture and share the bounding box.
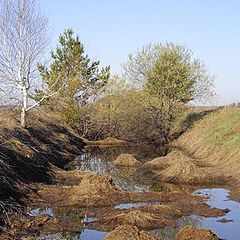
[32,145,240,240]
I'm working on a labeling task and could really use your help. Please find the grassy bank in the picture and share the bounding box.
[0,108,85,226]
[174,107,240,183]
[142,107,240,186]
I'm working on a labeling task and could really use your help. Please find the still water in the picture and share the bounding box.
[31,145,240,240]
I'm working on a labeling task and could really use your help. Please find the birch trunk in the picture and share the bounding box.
[21,86,28,128]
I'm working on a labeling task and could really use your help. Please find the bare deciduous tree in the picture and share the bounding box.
[0,0,48,127]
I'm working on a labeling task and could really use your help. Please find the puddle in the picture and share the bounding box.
[115,201,160,209]
[74,152,150,192]
[38,229,107,240]
[29,207,97,223]
[38,233,63,239]
[76,229,107,240]
[151,188,240,240]
[29,146,240,240]
[73,147,240,240]
[87,217,97,223]
[194,188,240,240]
[30,207,54,217]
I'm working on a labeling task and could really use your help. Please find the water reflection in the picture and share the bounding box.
[39,230,107,240]
[30,206,107,240]
[195,188,240,240]
[31,146,240,239]
[150,215,202,240]
[150,188,240,240]
[72,148,151,192]
[30,207,54,217]
[30,207,96,224]
[115,202,160,209]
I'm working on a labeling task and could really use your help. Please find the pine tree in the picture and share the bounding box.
[36,29,110,115]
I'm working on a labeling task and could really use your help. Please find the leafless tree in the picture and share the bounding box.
[0,0,50,127]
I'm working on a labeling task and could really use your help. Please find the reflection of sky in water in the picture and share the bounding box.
[38,233,63,239]
[115,201,160,209]
[30,145,240,240]
[194,188,240,240]
[151,188,240,240]
[39,230,107,240]
[30,207,54,217]
[150,215,202,240]
[78,230,107,240]
[31,189,240,240]
[75,153,150,192]
[30,207,96,223]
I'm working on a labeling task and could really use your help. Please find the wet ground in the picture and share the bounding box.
[25,145,240,239]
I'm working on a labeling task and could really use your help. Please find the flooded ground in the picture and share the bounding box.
[28,145,240,240]
[194,188,240,240]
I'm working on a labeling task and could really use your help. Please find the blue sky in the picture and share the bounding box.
[39,0,240,105]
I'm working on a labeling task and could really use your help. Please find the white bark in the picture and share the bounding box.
[21,86,28,128]
[0,0,49,128]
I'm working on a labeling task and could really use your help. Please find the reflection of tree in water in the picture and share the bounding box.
[74,149,150,192]
[52,207,86,223]
[61,231,82,240]
[81,144,168,163]
[61,229,107,240]
[71,144,169,192]
[35,207,105,240]
[150,215,203,240]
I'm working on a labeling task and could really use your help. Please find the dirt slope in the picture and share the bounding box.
[0,108,85,226]
[143,107,240,186]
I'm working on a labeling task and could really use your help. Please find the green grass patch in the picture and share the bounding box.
[187,107,240,150]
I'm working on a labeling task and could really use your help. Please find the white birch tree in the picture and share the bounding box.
[0,0,49,128]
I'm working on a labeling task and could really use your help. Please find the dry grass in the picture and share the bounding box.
[113,154,141,167]
[173,107,240,183]
[142,107,240,185]
[0,107,85,229]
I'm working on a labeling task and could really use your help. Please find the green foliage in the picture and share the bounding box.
[147,44,193,103]
[75,89,183,143]
[37,29,110,114]
[120,43,215,141]
[62,100,80,124]
[123,42,215,104]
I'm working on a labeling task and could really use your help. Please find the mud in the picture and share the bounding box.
[90,200,228,232]
[1,144,232,240]
[11,205,223,240]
